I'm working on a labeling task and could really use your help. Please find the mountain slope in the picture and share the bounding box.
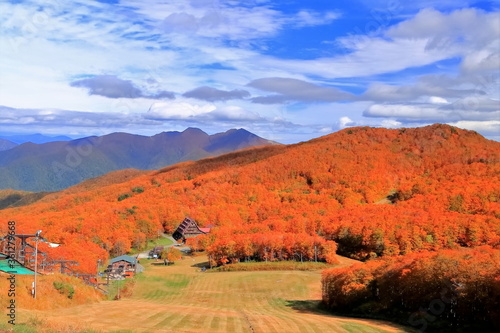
[0,128,278,191]
[0,138,17,151]
[2,123,498,274]
[0,189,51,210]
[2,124,498,331]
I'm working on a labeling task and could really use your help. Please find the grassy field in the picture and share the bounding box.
[17,255,413,333]
[211,260,331,271]
[128,234,175,255]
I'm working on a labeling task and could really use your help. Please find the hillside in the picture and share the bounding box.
[0,127,277,192]
[0,138,17,151]
[0,169,151,210]
[0,189,52,210]
[1,124,498,273]
[1,124,499,330]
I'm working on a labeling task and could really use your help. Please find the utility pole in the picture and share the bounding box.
[96,259,102,281]
[33,230,42,299]
[10,231,60,299]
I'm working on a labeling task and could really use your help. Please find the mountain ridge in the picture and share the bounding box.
[0,133,73,144]
[0,127,279,192]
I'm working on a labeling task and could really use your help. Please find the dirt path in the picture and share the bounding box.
[26,254,413,333]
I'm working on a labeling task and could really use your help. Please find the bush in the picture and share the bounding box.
[132,186,144,194]
[53,281,75,299]
[160,247,182,264]
[212,261,330,272]
[117,193,131,201]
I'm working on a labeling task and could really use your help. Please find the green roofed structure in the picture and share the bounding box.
[0,252,36,275]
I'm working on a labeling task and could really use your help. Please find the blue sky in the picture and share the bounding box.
[0,0,498,143]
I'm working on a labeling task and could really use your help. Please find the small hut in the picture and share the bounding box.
[148,246,164,258]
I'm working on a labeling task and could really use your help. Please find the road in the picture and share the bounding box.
[136,234,190,259]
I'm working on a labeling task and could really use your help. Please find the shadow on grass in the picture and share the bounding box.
[150,261,175,266]
[285,300,419,332]
[191,261,210,269]
[285,300,325,314]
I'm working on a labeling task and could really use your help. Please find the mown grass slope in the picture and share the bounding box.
[23,255,413,333]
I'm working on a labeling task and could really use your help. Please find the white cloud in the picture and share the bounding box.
[183,86,250,101]
[249,77,353,104]
[160,7,283,40]
[208,105,262,121]
[386,8,500,80]
[428,96,449,104]
[339,116,355,128]
[260,38,458,79]
[357,0,478,13]
[146,101,217,120]
[365,101,500,122]
[387,8,499,51]
[122,0,339,42]
[380,119,403,128]
[361,82,467,102]
[461,49,500,74]
[292,10,340,28]
[259,8,499,82]
[365,104,436,119]
[447,120,500,137]
[145,100,263,122]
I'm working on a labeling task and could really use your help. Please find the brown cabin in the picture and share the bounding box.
[172,217,211,241]
[108,255,143,274]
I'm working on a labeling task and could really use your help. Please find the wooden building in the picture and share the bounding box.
[172,217,211,241]
[148,246,164,258]
[106,255,144,279]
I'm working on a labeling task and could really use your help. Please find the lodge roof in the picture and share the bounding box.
[110,255,137,264]
[172,217,211,240]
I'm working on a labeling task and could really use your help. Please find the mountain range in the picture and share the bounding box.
[0,133,73,145]
[0,128,278,192]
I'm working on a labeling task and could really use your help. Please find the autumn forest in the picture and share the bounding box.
[1,124,499,331]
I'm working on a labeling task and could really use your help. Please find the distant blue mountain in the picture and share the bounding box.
[0,128,279,192]
[0,139,17,152]
[0,133,73,144]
